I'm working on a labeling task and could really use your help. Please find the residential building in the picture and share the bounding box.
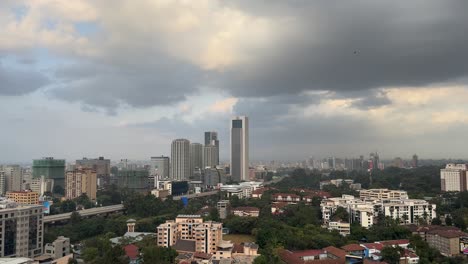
[117,169,149,193]
[6,191,39,205]
[217,200,230,220]
[0,258,36,264]
[426,229,467,256]
[0,198,44,257]
[203,145,219,169]
[204,167,226,186]
[359,189,409,200]
[190,143,203,175]
[230,116,249,182]
[440,164,468,192]
[204,131,219,148]
[30,176,54,196]
[171,139,191,181]
[65,169,97,200]
[76,157,110,186]
[150,156,170,178]
[328,221,351,236]
[3,165,23,192]
[157,215,223,254]
[32,158,66,188]
[44,236,70,259]
[381,199,436,224]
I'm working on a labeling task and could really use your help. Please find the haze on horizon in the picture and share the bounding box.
[1,1,468,163]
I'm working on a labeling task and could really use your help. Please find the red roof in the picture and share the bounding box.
[124,244,139,260]
[279,249,344,264]
[233,206,260,212]
[427,229,467,238]
[323,246,347,259]
[273,193,301,199]
[361,243,384,251]
[341,244,365,252]
[232,243,244,253]
[193,252,212,259]
[290,249,325,258]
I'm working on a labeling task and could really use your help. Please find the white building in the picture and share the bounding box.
[171,139,191,181]
[230,116,249,182]
[359,189,409,200]
[328,221,351,236]
[44,236,70,259]
[150,156,170,179]
[30,176,54,196]
[203,145,219,169]
[440,164,467,192]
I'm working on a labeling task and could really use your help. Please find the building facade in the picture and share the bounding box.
[117,169,149,193]
[203,145,219,169]
[0,171,5,195]
[190,143,203,175]
[230,116,249,182]
[171,139,191,181]
[441,164,468,192]
[3,165,23,192]
[76,157,110,185]
[65,169,97,201]
[29,176,54,196]
[150,156,170,179]
[359,189,409,200]
[44,236,70,260]
[6,191,39,205]
[0,198,44,257]
[32,158,65,188]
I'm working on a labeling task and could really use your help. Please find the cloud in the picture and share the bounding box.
[208,97,238,113]
[0,62,49,95]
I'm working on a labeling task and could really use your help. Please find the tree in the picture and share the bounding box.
[53,185,65,195]
[445,215,453,226]
[67,258,78,264]
[141,246,177,264]
[207,207,220,222]
[432,217,442,225]
[70,211,82,224]
[331,207,349,222]
[60,200,76,213]
[381,246,403,264]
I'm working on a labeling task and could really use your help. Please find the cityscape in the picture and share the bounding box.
[2,1,468,264]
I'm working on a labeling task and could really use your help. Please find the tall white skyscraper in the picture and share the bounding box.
[190,143,203,175]
[230,116,249,182]
[203,145,219,169]
[171,139,191,181]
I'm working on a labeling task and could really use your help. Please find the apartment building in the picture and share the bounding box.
[0,198,44,257]
[381,199,436,224]
[440,164,468,192]
[157,215,223,254]
[6,191,39,205]
[65,168,97,200]
[426,229,467,256]
[327,221,351,236]
[29,176,54,196]
[359,189,409,200]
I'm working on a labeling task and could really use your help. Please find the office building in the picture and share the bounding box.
[76,157,110,185]
[359,189,409,200]
[6,191,39,205]
[150,156,170,178]
[117,169,149,193]
[412,154,419,168]
[440,164,468,192]
[3,165,23,192]
[32,158,65,188]
[203,145,219,168]
[157,215,223,254]
[190,143,203,175]
[65,169,97,201]
[0,198,44,257]
[204,167,226,186]
[205,131,219,147]
[230,116,249,182]
[29,176,54,196]
[44,236,70,260]
[171,139,191,181]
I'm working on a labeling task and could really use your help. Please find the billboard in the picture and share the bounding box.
[41,200,53,214]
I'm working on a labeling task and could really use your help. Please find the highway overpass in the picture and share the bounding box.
[44,204,125,223]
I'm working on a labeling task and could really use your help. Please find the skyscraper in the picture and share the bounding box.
[412,154,419,168]
[3,165,23,192]
[171,139,191,181]
[204,131,219,147]
[190,143,203,175]
[230,116,249,182]
[203,144,219,168]
[65,168,97,201]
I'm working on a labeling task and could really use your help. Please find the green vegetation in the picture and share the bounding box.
[223,234,256,244]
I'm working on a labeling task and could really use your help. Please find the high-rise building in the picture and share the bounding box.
[412,154,419,168]
[0,198,44,257]
[205,131,219,147]
[117,169,149,193]
[190,143,203,176]
[65,169,97,200]
[32,157,65,188]
[30,176,54,196]
[230,116,249,182]
[3,165,23,192]
[171,139,191,181]
[203,145,219,169]
[150,156,170,178]
[441,164,468,192]
[76,157,110,185]
[0,171,6,195]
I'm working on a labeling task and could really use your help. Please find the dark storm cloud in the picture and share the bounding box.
[217,0,468,98]
[0,62,49,95]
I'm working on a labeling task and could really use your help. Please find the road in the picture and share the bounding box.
[44,204,125,223]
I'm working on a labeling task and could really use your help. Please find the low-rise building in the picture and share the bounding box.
[217,200,230,220]
[426,229,467,256]
[232,207,260,217]
[327,221,351,236]
[44,236,70,259]
[6,191,39,205]
[359,189,408,200]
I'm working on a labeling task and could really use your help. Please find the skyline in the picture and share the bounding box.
[2,1,468,162]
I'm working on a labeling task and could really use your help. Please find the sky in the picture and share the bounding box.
[1,0,468,163]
